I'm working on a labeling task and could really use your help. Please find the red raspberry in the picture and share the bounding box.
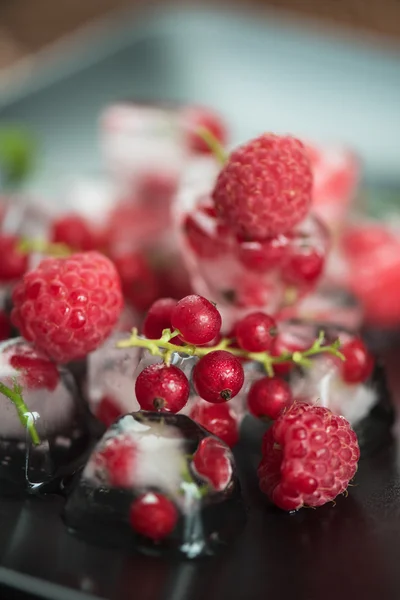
[247,376,292,420]
[129,492,178,541]
[0,311,11,341]
[0,234,28,283]
[182,105,227,155]
[258,403,359,511]
[142,298,177,339]
[135,363,190,413]
[235,312,277,352]
[340,338,374,384]
[51,214,102,252]
[10,348,59,391]
[98,435,136,488]
[193,350,244,403]
[11,251,123,363]
[192,437,232,491]
[112,251,159,312]
[96,395,123,427]
[190,401,239,448]
[212,134,312,240]
[171,295,222,345]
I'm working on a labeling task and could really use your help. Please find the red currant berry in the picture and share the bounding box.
[142,298,177,339]
[235,312,277,352]
[10,350,59,391]
[0,311,11,341]
[184,214,229,259]
[0,234,28,283]
[96,396,123,427]
[129,492,178,541]
[190,401,239,448]
[192,437,232,491]
[193,350,244,403]
[112,251,159,311]
[247,376,292,420]
[135,363,190,412]
[182,106,227,155]
[237,235,289,273]
[340,338,374,384]
[51,214,100,252]
[283,246,324,286]
[171,295,222,345]
[98,435,136,488]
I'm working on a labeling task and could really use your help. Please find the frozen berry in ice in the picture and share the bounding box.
[96,395,123,427]
[98,435,137,488]
[190,401,239,448]
[129,492,178,541]
[192,437,232,491]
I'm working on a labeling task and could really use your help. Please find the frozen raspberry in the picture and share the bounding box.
[96,396,123,427]
[10,349,59,391]
[171,295,222,345]
[129,492,178,541]
[142,298,177,339]
[340,338,374,384]
[212,134,312,240]
[11,251,123,363]
[98,435,136,488]
[258,403,359,511]
[135,363,190,413]
[193,350,244,403]
[182,105,227,154]
[112,251,159,312]
[282,246,325,287]
[190,401,239,448]
[0,311,11,341]
[235,312,277,352]
[137,171,178,207]
[184,213,230,259]
[192,437,232,491]
[237,234,289,272]
[0,234,28,283]
[51,214,102,252]
[247,376,292,420]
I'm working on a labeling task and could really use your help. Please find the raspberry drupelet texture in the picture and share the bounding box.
[258,403,360,511]
[193,350,244,403]
[212,134,313,240]
[135,363,190,413]
[129,492,178,541]
[11,251,123,363]
[171,294,222,345]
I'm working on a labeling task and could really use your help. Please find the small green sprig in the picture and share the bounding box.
[196,127,228,165]
[0,380,40,445]
[117,328,344,377]
[18,238,72,257]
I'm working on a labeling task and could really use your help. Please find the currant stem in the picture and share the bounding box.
[0,381,40,445]
[196,127,227,165]
[18,238,72,257]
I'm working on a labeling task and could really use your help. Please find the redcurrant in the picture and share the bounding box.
[193,350,244,403]
[129,492,178,541]
[340,338,374,384]
[247,376,292,420]
[142,298,177,339]
[190,401,239,448]
[283,246,324,286]
[192,437,232,491]
[235,312,277,352]
[237,234,289,272]
[171,295,222,345]
[135,363,190,412]
[0,234,28,283]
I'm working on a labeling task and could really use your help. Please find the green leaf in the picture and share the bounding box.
[0,125,37,187]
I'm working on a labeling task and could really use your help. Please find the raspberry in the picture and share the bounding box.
[142,298,177,339]
[237,234,289,272]
[0,234,28,283]
[171,295,222,345]
[11,251,123,363]
[212,134,312,240]
[112,252,159,312]
[258,403,359,510]
[190,401,239,448]
[182,106,227,155]
[235,312,277,352]
[51,214,101,252]
[340,338,374,384]
[10,349,59,391]
[193,350,244,403]
[135,363,190,412]
[98,435,136,488]
[96,395,123,426]
[247,376,292,420]
[129,492,178,541]
[0,311,11,341]
[192,437,232,491]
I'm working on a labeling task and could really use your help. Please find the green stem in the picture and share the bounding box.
[196,127,227,165]
[18,238,72,257]
[117,328,344,376]
[0,381,40,445]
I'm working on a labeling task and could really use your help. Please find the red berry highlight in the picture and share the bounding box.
[171,295,222,345]
[192,437,232,491]
[135,363,190,413]
[247,376,292,420]
[129,492,178,541]
[340,338,374,384]
[258,403,360,511]
[11,251,123,363]
[235,312,277,352]
[0,234,28,283]
[143,298,177,339]
[193,350,244,403]
[212,134,312,240]
[190,401,239,448]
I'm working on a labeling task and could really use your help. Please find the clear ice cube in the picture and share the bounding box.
[64,412,244,558]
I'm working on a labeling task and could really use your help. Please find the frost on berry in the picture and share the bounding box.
[65,412,243,558]
[258,403,360,511]
[11,251,124,363]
